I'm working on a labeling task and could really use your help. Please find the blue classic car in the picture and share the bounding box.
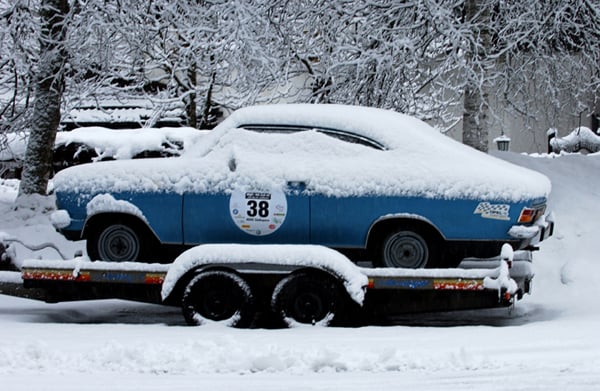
[52,104,554,268]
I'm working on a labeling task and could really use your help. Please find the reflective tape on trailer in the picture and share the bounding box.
[368,277,485,291]
[22,268,166,285]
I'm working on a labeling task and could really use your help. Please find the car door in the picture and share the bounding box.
[182,184,310,245]
[181,133,310,245]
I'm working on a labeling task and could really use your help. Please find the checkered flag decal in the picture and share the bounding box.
[474,202,510,220]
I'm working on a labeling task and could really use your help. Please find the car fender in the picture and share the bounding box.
[81,194,157,240]
[366,213,446,247]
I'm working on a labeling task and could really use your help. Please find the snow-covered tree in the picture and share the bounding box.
[115,0,284,128]
[460,0,493,152]
[266,1,463,128]
[3,0,600,196]
[18,0,69,196]
[494,0,600,136]
[0,1,38,135]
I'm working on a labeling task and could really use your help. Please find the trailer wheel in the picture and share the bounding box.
[182,270,254,328]
[271,272,340,327]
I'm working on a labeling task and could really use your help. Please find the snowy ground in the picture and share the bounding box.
[1,152,600,390]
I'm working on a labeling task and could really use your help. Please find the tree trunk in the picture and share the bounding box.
[461,0,491,153]
[186,64,198,128]
[200,72,216,129]
[18,0,70,197]
[463,86,490,152]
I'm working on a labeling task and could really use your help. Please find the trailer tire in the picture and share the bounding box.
[271,272,341,327]
[182,270,254,328]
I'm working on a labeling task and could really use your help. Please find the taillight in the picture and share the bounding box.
[518,208,536,223]
[518,205,546,224]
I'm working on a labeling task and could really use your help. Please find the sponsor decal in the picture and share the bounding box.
[474,202,511,221]
[22,268,166,285]
[22,269,90,282]
[433,279,484,290]
[144,273,165,284]
[230,188,288,236]
[376,278,431,289]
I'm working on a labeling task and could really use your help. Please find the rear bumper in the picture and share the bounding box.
[508,212,555,246]
[460,251,534,296]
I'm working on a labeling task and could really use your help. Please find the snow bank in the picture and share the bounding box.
[494,151,600,315]
[162,244,369,304]
[53,105,551,202]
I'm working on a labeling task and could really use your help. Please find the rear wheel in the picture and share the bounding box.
[379,229,434,268]
[182,270,255,328]
[271,272,341,327]
[87,221,147,262]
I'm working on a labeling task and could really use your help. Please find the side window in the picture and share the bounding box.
[240,124,386,150]
[240,124,307,134]
[317,129,385,150]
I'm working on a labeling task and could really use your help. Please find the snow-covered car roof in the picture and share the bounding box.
[53,104,551,202]
[214,104,437,150]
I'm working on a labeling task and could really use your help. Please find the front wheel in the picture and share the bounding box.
[87,222,146,262]
[182,270,255,328]
[379,230,434,268]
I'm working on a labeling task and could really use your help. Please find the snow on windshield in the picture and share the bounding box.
[52,105,551,202]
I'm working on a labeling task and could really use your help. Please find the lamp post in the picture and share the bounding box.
[493,134,511,151]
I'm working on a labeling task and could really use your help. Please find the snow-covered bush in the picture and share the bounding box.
[549,127,600,154]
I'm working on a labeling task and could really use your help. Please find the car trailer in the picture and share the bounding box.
[0,242,533,328]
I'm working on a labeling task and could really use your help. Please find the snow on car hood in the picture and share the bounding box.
[53,105,551,202]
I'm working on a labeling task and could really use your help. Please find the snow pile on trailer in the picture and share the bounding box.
[162,244,369,304]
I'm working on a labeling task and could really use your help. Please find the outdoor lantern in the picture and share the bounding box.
[494,134,511,151]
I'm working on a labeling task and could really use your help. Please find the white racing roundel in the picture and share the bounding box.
[229,188,288,236]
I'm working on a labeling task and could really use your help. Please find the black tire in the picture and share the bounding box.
[87,222,145,262]
[271,272,340,327]
[182,270,255,328]
[379,229,434,268]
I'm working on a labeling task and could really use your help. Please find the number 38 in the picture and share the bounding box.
[247,200,269,218]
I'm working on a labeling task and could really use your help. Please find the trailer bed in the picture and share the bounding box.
[0,249,533,325]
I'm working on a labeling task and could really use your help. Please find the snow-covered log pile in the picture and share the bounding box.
[549,127,600,154]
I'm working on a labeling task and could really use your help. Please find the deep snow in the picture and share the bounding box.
[1,151,600,390]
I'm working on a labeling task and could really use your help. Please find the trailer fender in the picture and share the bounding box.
[161,244,368,305]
